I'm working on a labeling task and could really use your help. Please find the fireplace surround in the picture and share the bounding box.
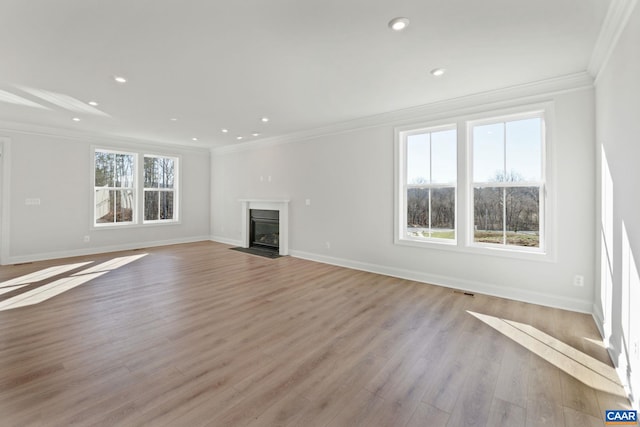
[239,199,289,256]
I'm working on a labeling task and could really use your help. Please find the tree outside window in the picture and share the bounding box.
[404,127,457,241]
[94,150,136,225]
[143,155,177,222]
[471,116,544,248]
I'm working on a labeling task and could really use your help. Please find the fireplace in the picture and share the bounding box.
[240,199,289,256]
[250,209,279,251]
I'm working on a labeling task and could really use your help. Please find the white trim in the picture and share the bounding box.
[0,120,212,153]
[6,235,211,265]
[239,199,290,256]
[592,302,606,338]
[142,153,180,224]
[588,0,639,83]
[213,73,593,154]
[467,111,546,254]
[288,249,592,313]
[210,235,243,247]
[92,148,138,227]
[394,102,557,262]
[0,137,11,265]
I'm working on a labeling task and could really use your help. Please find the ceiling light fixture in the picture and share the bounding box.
[113,75,127,83]
[72,117,80,122]
[170,118,178,121]
[221,128,229,133]
[88,101,98,106]
[430,68,446,77]
[251,132,260,137]
[388,17,410,31]
[236,136,243,140]
[192,137,198,141]
[261,117,269,123]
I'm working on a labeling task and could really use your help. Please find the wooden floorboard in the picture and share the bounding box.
[0,241,630,426]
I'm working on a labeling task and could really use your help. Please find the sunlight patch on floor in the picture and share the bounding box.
[468,310,626,397]
[0,254,147,311]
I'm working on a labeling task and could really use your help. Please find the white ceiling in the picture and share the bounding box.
[0,0,609,148]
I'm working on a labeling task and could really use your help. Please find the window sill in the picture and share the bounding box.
[92,220,181,230]
[395,237,555,262]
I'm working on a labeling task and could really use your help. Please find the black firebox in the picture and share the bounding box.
[250,209,279,251]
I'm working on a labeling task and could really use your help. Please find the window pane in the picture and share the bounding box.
[474,187,504,244]
[115,154,135,188]
[95,189,114,223]
[159,158,175,188]
[473,123,504,182]
[506,118,542,182]
[505,187,540,247]
[407,134,430,185]
[407,188,429,238]
[431,188,455,239]
[431,129,456,184]
[144,191,159,221]
[144,157,158,188]
[95,152,114,187]
[160,191,174,220]
[115,190,134,222]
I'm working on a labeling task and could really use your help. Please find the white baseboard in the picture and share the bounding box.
[592,303,605,338]
[210,235,242,247]
[6,235,212,264]
[289,249,593,313]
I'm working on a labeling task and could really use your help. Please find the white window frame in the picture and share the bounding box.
[91,147,181,229]
[93,148,138,227]
[143,154,179,224]
[468,111,546,254]
[394,102,556,261]
[396,123,458,246]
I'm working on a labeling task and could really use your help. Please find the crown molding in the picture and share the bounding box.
[213,72,593,155]
[588,0,639,82]
[0,120,210,153]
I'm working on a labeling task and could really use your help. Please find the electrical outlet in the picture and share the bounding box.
[573,275,584,287]
[83,235,90,243]
[305,199,311,206]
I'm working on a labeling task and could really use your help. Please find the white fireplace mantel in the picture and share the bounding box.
[239,199,289,256]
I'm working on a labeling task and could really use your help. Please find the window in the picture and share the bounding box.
[470,114,544,250]
[396,106,550,257]
[143,155,177,222]
[93,148,179,227]
[94,150,136,225]
[400,125,457,242]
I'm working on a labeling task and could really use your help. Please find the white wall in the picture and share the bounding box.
[594,0,640,409]
[211,87,596,312]
[1,129,211,263]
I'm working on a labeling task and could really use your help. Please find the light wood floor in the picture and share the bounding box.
[0,242,630,426]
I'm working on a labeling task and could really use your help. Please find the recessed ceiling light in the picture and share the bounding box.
[192,137,198,141]
[88,101,98,106]
[170,118,178,121]
[261,117,269,123]
[251,132,260,137]
[221,128,229,133]
[430,68,446,77]
[388,17,410,31]
[236,136,243,140]
[113,75,127,83]
[72,117,80,122]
